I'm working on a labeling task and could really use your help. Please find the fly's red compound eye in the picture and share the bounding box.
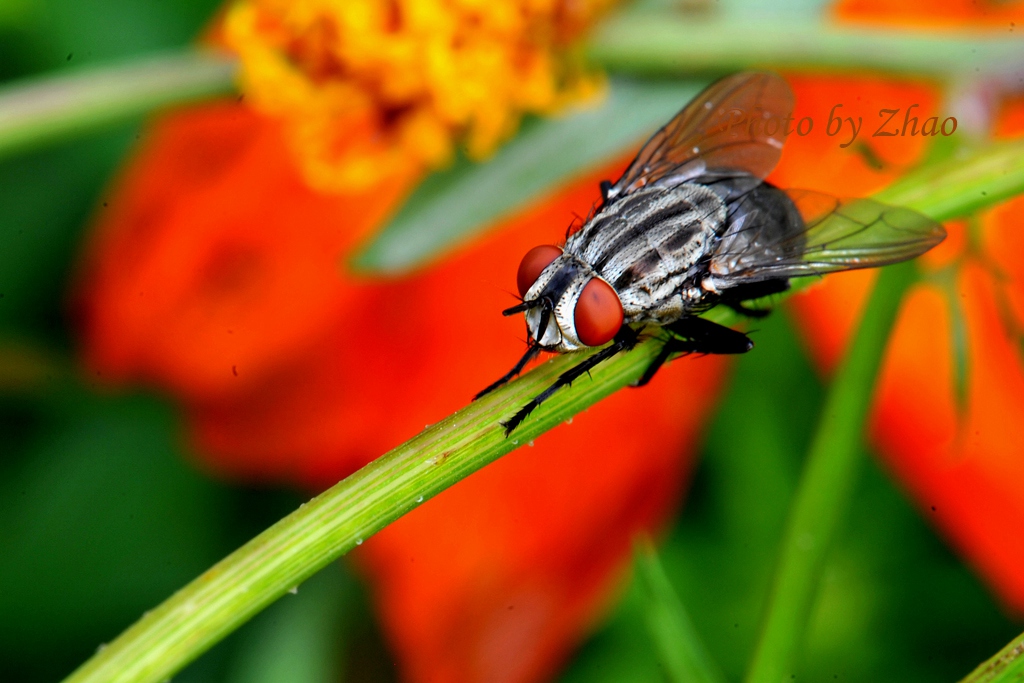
[517,245,563,297]
[574,277,623,347]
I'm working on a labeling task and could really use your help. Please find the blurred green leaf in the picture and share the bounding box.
[557,586,664,683]
[745,262,917,683]
[0,338,63,392]
[0,130,137,333]
[0,391,228,682]
[666,311,822,681]
[0,50,236,161]
[0,0,37,30]
[590,14,1024,77]
[800,459,1017,683]
[352,79,702,273]
[634,539,727,683]
[226,567,351,683]
[23,0,221,71]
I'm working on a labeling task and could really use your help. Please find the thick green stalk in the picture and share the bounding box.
[743,262,916,683]
[61,141,1024,683]
[0,50,236,160]
[589,14,1024,77]
[959,631,1024,683]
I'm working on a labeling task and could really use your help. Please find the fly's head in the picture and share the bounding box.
[506,245,624,353]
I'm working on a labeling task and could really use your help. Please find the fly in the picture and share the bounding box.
[476,71,945,435]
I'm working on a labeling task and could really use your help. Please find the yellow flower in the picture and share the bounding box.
[223,0,615,191]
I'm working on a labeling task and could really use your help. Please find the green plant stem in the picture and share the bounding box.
[589,14,1024,77]
[960,631,1024,683]
[0,50,237,160]
[744,261,916,683]
[61,141,1024,683]
[634,539,727,683]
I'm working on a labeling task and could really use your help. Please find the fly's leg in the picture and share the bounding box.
[635,316,753,387]
[635,341,679,388]
[501,327,639,436]
[475,343,542,400]
[476,307,554,399]
[719,279,790,318]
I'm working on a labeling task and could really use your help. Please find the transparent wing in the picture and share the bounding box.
[605,72,794,203]
[708,188,946,284]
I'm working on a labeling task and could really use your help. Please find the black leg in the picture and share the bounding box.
[635,316,753,387]
[635,339,678,388]
[475,343,542,400]
[719,278,790,318]
[478,305,555,399]
[501,327,639,435]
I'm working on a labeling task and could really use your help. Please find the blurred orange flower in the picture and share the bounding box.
[836,0,1024,27]
[73,2,730,680]
[783,0,1024,611]
[220,0,612,190]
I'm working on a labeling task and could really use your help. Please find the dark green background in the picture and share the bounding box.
[0,1,1017,681]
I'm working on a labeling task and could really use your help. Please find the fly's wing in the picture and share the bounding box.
[707,187,946,284]
[604,72,794,204]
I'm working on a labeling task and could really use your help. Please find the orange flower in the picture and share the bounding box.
[219,0,613,190]
[781,0,1024,611]
[73,9,728,676]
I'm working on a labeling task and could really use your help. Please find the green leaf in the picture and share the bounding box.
[351,79,702,274]
[935,266,971,423]
[744,262,917,683]
[589,14,1024,77]
[634,539,727,683]
[0,50,236,161]
[0,0,36,29]
[226,567,350,683]
[0,392,228,680]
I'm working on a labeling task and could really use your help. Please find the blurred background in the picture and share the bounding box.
[2,1,1023,682]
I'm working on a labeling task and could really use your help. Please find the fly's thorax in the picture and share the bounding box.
[565,183,726,320]
[523,252,608,352]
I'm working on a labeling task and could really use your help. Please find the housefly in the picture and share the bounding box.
[477,71,945,435]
